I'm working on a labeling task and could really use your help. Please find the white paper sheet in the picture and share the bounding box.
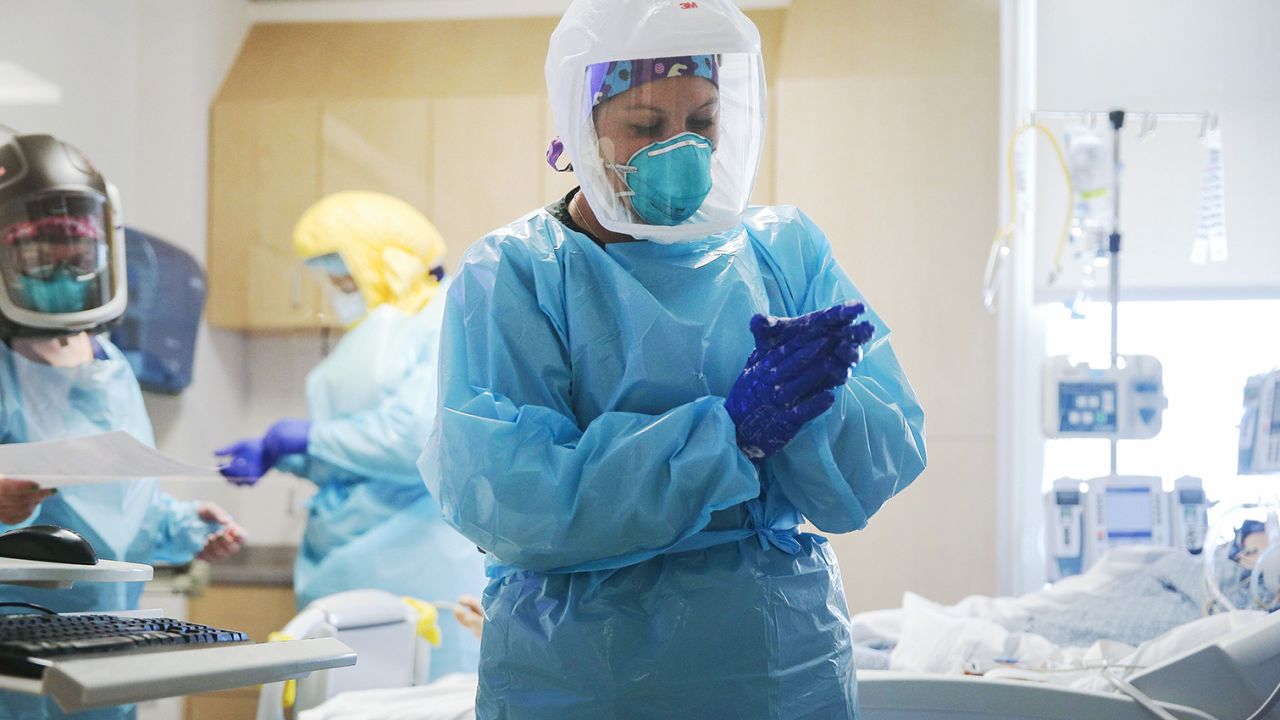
[0,431,220,486]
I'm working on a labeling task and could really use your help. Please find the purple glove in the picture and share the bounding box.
[748,302,874,359]
[216,419,311,486]
[726,303,875,460]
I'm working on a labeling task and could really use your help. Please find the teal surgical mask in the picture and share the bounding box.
[21,267,91,313]
[609,132,714,226]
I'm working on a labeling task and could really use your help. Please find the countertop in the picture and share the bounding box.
[206,544,296,587]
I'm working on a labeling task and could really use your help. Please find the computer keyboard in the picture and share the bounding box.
[0,614,249,678]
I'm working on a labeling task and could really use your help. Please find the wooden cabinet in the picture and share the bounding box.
[320,98,433,209]
[208,100,329,331]
[184,584,297,720]
[205,12,780,330]
[208,92,552,330]
[429,95,544,258]
[205,19,562,332]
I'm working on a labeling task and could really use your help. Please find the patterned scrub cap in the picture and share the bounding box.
[546,55,721,170]
[587,55,719,111]
[3,215,103,246]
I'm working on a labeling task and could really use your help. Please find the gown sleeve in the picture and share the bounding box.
[419,234,761,573]
[761,210,928,533]
[149,493,218,565]
[308,355,440,486]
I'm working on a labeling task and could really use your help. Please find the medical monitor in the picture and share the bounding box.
[1103,486,1156,544]
[1086,476,1170,565]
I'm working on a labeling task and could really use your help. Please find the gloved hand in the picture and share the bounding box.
[216,419,311,486]
[747,302,874,360]
[726,303,875,460]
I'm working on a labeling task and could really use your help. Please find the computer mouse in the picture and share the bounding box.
[0,525,98,565]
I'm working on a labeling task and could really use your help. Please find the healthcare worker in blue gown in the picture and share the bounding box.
[0,132,246,720]
[216,191,486,678]
[419,2,928,718]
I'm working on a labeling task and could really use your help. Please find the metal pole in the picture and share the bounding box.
[1108,109,1125,477]
[1029,110,1207,123]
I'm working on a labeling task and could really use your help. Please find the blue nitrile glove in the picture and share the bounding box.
[726,303,876,460]
[747,302,874,361]
[216,418,311,486]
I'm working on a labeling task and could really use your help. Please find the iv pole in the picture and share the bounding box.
[1028,108,1213,477]
[1107,109,1124,477]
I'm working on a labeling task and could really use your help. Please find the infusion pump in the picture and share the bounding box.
[1043,355,1167,439]
[1240,369,1280,474]
[1046,475,1209,581]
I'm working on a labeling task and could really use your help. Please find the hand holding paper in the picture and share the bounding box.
[0,432,221,487]
[0,477,56,524]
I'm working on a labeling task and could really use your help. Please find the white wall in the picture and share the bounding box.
[1,1,140,200]
[0,0,315,545]
[1034,0,1280,299]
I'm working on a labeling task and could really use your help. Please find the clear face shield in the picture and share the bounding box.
[304,252,366,326]
[569,52,765,243]
[0,190,117,316]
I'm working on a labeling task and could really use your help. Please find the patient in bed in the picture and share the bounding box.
[851,546,1213,672]
[299,537,1277,716]
[849,537,1279,685]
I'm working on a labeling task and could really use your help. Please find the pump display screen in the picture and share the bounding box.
[1059,382,1118,433]
[1271,378,1280,433]
[1105,487,1153,541]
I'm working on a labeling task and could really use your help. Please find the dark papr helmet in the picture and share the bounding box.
[0,132,127,338]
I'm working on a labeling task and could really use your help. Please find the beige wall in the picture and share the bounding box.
[774,0,1002,612]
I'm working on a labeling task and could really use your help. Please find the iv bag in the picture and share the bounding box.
[1191,127,1228,265]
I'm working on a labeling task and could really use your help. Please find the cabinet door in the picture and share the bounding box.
[185,584,298,720]
[321,98,433,209]
[207,102,256,329]
[208,100,328,331]
[315,98,433,325]
[430,95,544,272]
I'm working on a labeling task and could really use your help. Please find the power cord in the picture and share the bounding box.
[1105,666,1280,720]
[1243,675,1280,720]
[0,602,57,615]
[982,123,1074,312]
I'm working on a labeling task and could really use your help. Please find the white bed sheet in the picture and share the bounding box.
[852,546,1272,694]
[853,546,1204,650]
[298,673,478,720]
[892,590,1266,688]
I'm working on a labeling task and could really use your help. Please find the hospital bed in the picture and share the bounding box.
[858,609,1280,720]
[258,590,436,720]
[297,608,1280,720]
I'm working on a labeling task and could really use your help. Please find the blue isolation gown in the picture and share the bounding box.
[421,204,927,719]
[0,336,217,720]
[280,283,486,679]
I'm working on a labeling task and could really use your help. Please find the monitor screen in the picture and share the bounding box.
[1055,491,1081,506]
[1270,378,1280,432]
[1105,487,1153,540]
[1178,488,1206,505]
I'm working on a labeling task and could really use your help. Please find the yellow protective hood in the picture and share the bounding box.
[293,191,447,316]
